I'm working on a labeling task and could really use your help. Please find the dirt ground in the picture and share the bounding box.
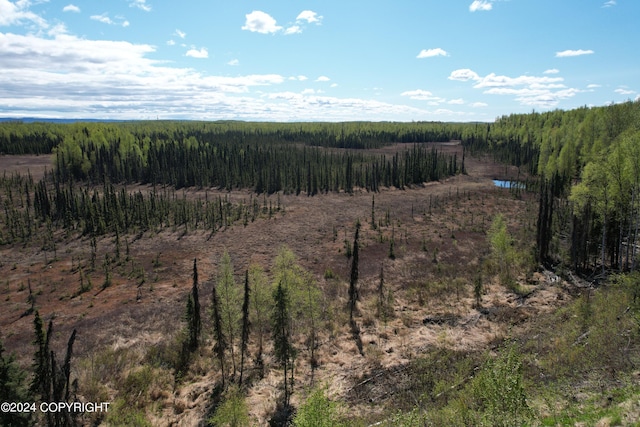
[0,144,568,425]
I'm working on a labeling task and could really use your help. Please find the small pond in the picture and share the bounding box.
[493,179,525,189]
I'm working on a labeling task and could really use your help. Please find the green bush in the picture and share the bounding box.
[105,398,151,427]
[293,386,346,427]
[466,347,532,427]
[209,385,250,427]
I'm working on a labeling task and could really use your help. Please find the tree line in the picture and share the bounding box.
[1,120,468,155]
[0,171,282,245]
[51,127,460,193]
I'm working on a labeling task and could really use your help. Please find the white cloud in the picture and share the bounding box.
[448,98,465,105]
[0,0,48,27]
[284,25,301,35]
[330,83,338,88]
[0,17,472,121]
[258,92,448,121]
[470,102,488,108]
[174,29,186,39]
[62,4,80,13]
[296,10,322,24]
[636,94,640,102]
[473,73,564,89]
[587,84,601,89]
[242,11,282,34]
[448,69,481,82]
[400,89,445,104]
[543,68,559,74]
[555,49,594,57]
[469,1,493,12]
[417,48,448,58]
[90,13,129,27]
[48,23,68,37]
[315,76,330,82]
[615,88,635,95]
[129,0,151,12]
[186,47,208,59]
[90,14,113,25]
[166,39,175,46]
[227,59,239,66]
[602,0,616,7]
[449,68,579,109]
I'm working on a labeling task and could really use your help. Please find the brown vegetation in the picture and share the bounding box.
[0,146,571,425]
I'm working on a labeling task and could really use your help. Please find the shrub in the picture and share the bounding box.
[293,386,346,427]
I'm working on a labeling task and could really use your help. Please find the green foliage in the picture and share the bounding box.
[120,365,154,408]
[535,280,639,381]
[210,385,250,427]
[217,250,241,377]
[323,267,336,279]
[272,281,296,406]
[466,347,531,427]
[105,398,152,427]
[487,214,515,288]
[44,121,461,192]
[382,409,426,427]
[0,338,31,427]
[249,264,271,373]
[293,386,346,427]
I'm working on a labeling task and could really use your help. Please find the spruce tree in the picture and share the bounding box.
[189,258,201,351]
[272,281,295,406]
[211,282,227,387]
[239,270,251,386]
[30,311,51,403]
[348,221,360,321]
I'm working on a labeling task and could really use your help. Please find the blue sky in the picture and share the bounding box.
[0,0,638,121]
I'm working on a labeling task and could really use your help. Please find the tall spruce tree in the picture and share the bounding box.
[211,281,227,387]
[348,221,361,321]
[239,270,251,386]
[189,258,201,351]
[272,281,296,406]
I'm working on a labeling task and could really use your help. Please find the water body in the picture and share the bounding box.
[493,180,525,189]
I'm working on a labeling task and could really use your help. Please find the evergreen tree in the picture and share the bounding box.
[348,221,360,321]
[239,270,251,386]
[189,258,201,351]
[30,311,51,403]
[271,281,296,406]
[211,281,227,388]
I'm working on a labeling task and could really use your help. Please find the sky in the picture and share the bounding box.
[0,0,638,122]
